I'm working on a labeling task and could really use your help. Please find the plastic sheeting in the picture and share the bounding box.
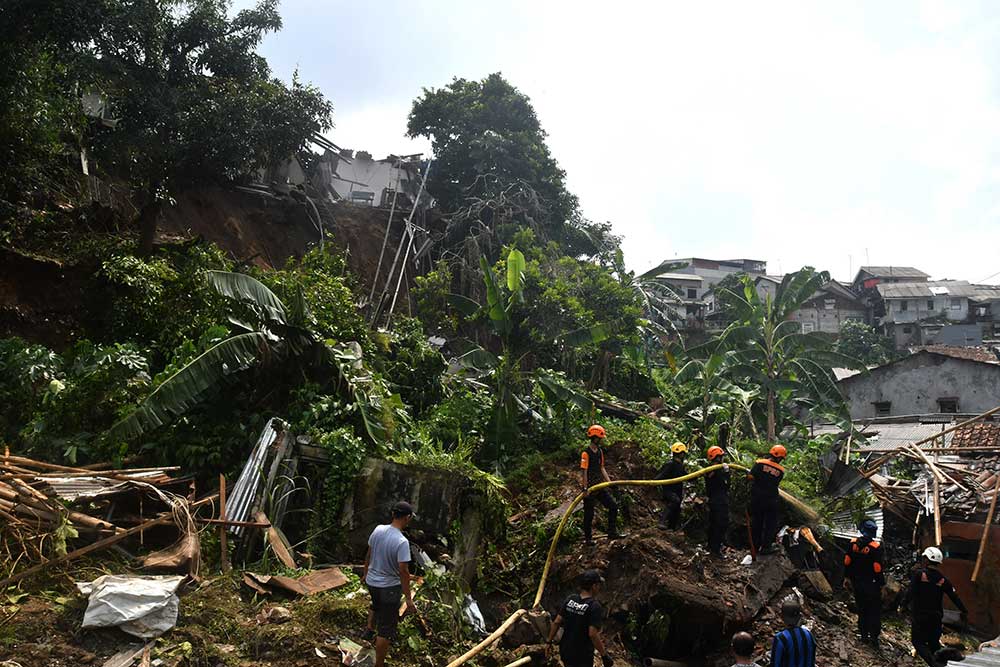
[77,575,184,638]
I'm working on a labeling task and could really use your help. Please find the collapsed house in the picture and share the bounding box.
[817,409,1000,634]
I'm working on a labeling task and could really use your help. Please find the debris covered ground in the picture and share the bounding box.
[0,441,985,667]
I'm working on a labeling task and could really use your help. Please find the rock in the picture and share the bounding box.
[256,605,292,624]
[501,611,551,648]
[881,575,902,611]
[799,570,833,600]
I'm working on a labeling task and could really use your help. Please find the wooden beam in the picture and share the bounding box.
[933,478,943,546]
[972,479,1000,582]
[219,474,230,574]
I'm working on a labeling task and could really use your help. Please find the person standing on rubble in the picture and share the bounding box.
[547,569,614,667]
[363,501,417,667]
[910,546,968,667]
[657,442,688,530]
[770,597,816,667]
[705,444,730,556]
[581,425,622,545]
[843,518,885,648]
[748,444,786,554]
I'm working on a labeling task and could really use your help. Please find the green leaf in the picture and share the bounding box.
[506,248,526,295]
[557,324,610,347]
[106,332,269,442]
[206,270,287,324]
[635,260,688,282]
[447,293,482,317]
[456,347,500,371]
[536,372,593,411]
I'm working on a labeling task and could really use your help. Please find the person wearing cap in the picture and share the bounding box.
[580,425,621,545]
[843,519,885,648]
[547,570,613,667]
[363,501,417,667]
[730,631,761,667]
[657,442,689,530]
[770,597,816,667]
[910,546,968,667]
[705,444,730,556]
[747,444,786,554]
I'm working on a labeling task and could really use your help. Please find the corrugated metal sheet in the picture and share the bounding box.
[228,418,283,537]
[878,280,977,299]
[947,645,1000,666]
[39,471,171,501]
[860,266,929,279]
[811,422,954,452]
[830,507,884,540]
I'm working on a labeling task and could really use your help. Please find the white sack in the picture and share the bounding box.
[77,575,184,638]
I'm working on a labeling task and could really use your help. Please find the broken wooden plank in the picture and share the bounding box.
[933,477,943,546]
[219,474,230,574]
[101,645,146,667]
[243,567,348,596]
[972,478,1000,582]
[254,510,296,569]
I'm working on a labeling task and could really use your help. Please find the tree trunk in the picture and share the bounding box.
[136,196,163,257]
[766,389,776,441]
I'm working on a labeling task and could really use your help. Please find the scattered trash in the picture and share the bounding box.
[339,638,374,667]
[243,567,348,596]
[256,605,292,624]
[740,554,753,566]
[315,647,328,658]
[77,575,184,638]
[462,595,487,635]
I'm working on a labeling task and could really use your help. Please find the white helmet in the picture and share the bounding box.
[922,546,944,564]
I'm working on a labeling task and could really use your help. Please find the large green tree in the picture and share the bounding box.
[84,0,332,254]
[718,268,861,440]
[835,319,894,366]
[408,73,602,256]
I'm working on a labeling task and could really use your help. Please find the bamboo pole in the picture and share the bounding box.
[219,474,230,574]
[972,480,1000,582]
[445,609,528,667]
[933,478,943,546]
[502,657,532,667]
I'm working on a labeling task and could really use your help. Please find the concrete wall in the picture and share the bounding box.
[839,353,1000,419]
[883,297,968,324]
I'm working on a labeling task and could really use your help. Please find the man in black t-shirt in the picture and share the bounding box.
[910,547,967,667]
[747,445,786,553]
[657,442,688,530]
[548,570,613,667]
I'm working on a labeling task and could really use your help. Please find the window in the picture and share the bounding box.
[687,288,697,299]
[927,300,935,310]
[938,398,959,413]
[874,401,891,417]
[903,326,912,334]
[801,322,815,333]
[899,300,908,311]
[824,299,835,310]
[950,298,962,310]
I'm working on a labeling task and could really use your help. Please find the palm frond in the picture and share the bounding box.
[206,270,288,324]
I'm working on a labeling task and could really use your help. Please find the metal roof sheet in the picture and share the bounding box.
[859,266,930,278]
[877,280,976,299]
[831,507,884,540]
[811,422,954,451]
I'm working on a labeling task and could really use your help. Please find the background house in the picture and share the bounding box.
[837,346,1000,419]
[784,280,866,334]
[671,257,767,299]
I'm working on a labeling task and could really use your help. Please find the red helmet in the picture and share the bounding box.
[707,446,725,460]
[770,444,788,459]
[587,424,606,439]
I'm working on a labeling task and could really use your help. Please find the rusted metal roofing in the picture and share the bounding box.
[37,471,174,501]
[912,345,1000,364]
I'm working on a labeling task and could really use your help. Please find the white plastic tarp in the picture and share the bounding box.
[77,575,184,638]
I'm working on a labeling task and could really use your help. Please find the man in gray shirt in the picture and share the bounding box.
[363,501,416,667]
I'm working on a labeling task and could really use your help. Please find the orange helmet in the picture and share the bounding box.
[770,444,788,459]
[587,424,606,439]
[707,446,725,460]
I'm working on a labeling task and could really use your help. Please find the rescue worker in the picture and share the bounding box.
[770,597,816,667]
[843,519,885,648]
[657,442,688,530]
[705,445,730,556]
[748,444,786,553]
[546,569,614,667]
[580,425,621,545]
[911,546,968,667]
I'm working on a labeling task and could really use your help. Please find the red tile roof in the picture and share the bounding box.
[912,345,1000,364]
[951,422,1000,449]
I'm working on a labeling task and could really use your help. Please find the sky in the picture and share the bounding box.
[241,0,1000,284]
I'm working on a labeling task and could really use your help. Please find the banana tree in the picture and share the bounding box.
[106,271,395,445]
[674,350,750,450]
[716,268,863,440]
[448,248,601,464]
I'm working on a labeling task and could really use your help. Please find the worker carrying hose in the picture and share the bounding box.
[705,445,730,557]
[580,425,622,545]
[657,442,688,530]
[747,444,786,554]
[843,519,885,648]
[546,569,614,667]
[910,546,967,667]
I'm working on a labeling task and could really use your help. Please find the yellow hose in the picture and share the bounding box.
[531,464,748,608]
[447,464,749,667]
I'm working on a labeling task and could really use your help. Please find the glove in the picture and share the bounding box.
[602,655,614,667]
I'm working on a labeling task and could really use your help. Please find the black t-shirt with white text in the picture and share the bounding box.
[559,594,604,666]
